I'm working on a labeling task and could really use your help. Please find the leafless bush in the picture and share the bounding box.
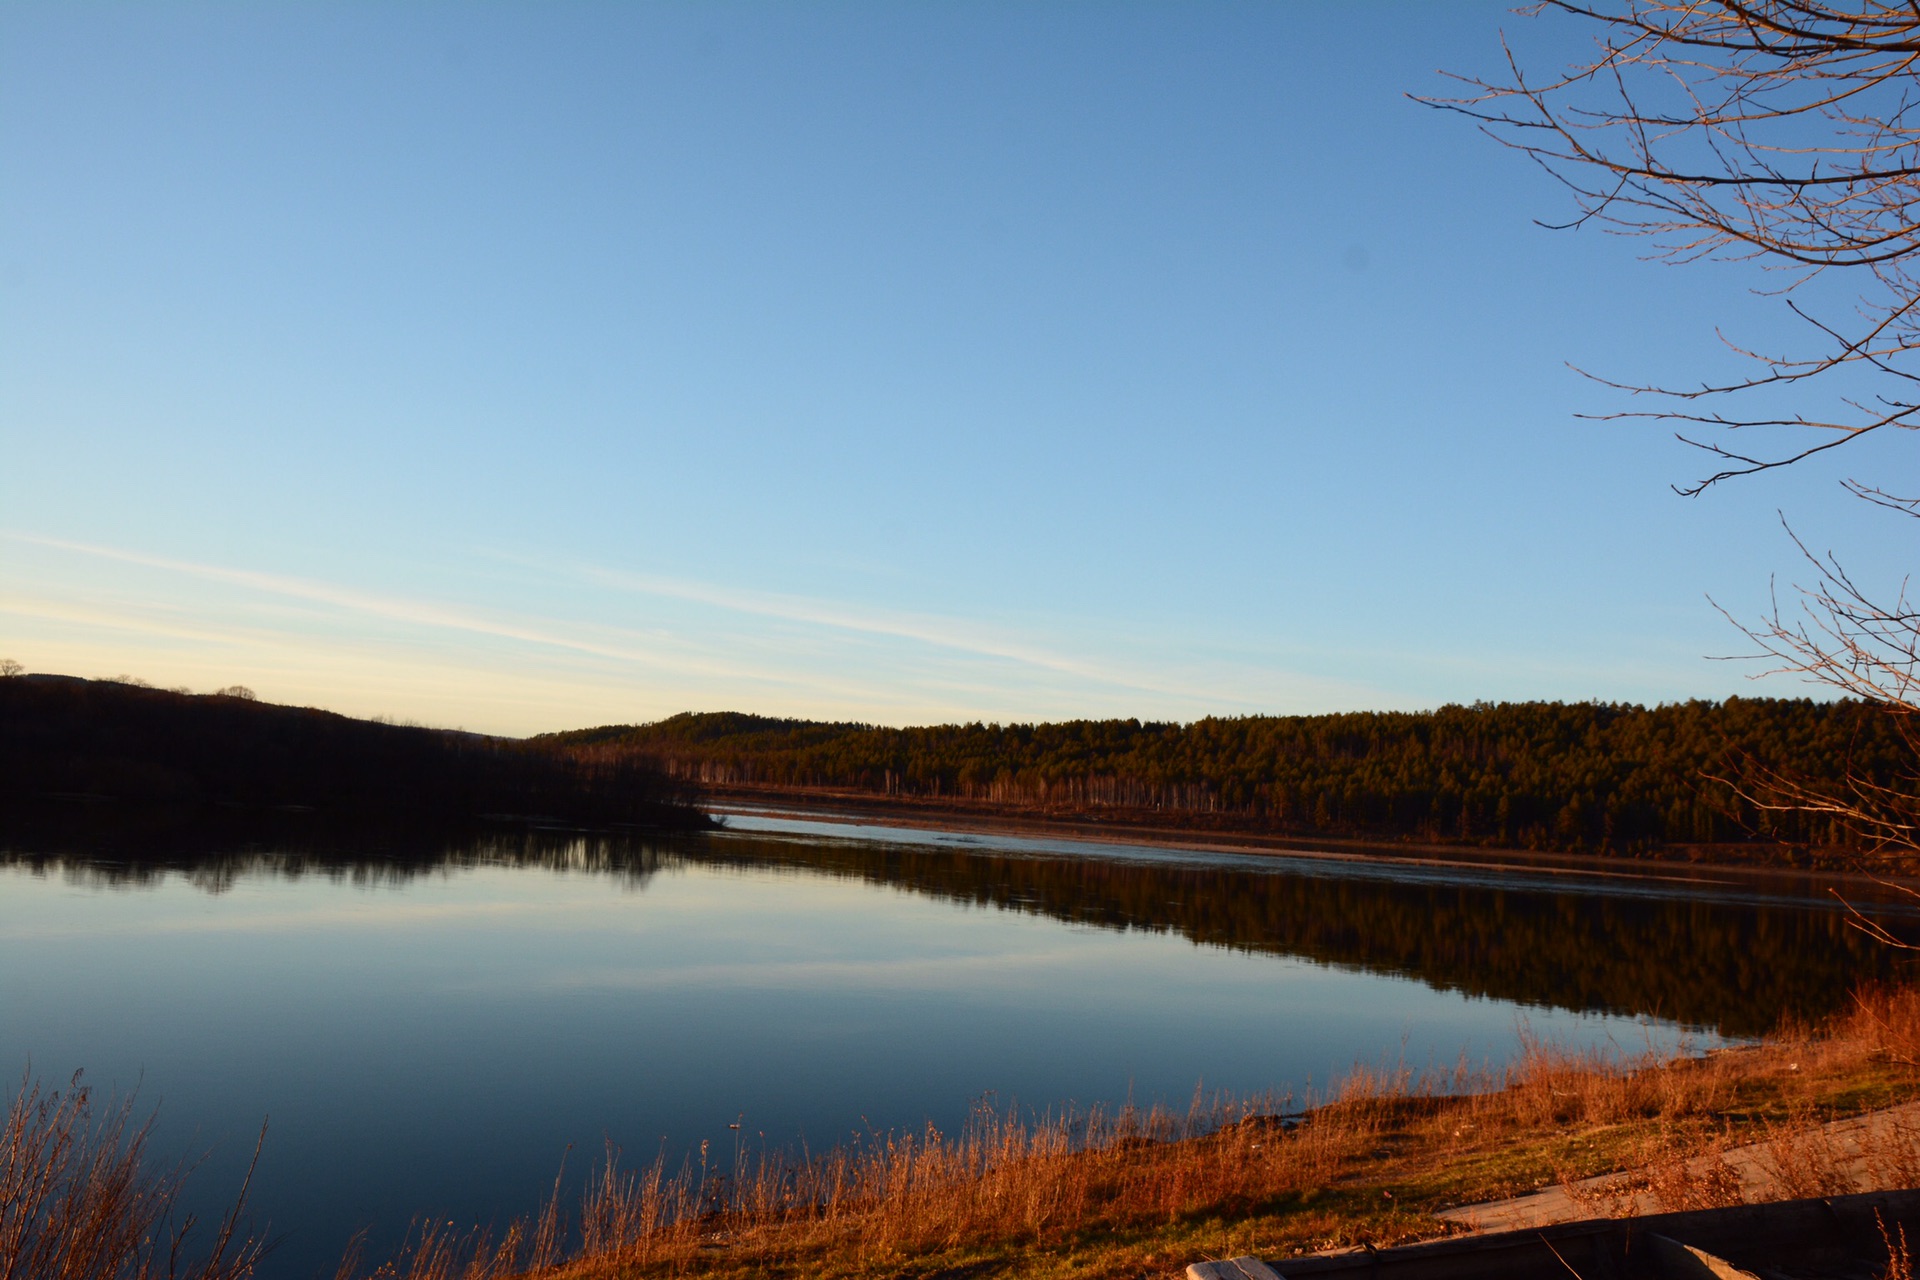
[0,1072,262,1280]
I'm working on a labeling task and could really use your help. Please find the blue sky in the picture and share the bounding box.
[2,2,1909,734]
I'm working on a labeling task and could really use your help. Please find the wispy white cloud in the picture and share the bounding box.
[12,531,1275,705]
[0,591,261,648]
[14,532,675,663]
[6,532,1201,717]
[0,531,1397,726]
[513,553,1294,708]
[4,532,841,691]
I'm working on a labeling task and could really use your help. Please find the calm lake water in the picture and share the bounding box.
[0,808,1910,1278]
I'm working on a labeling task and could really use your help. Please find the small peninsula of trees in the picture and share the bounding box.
[546,700,1905,859]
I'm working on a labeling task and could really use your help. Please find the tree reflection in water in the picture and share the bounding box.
[1,808,1907,1039]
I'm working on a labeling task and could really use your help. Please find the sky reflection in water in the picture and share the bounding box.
[0,816,1876,1279]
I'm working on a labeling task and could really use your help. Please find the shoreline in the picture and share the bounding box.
[270,989,1920,1276]
[702,785,1920,907]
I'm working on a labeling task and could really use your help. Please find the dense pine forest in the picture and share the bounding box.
[544,700,1911,858]
[12,674,1910,860]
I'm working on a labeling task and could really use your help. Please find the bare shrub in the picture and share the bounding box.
[0,1072,262,1280]
[1860,1107,1920,1192]
[1761,1106,1856,1200]
[1644,1144,1746,1214]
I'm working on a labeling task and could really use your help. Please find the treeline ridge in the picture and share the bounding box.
[0,674,708,831]
[543,700,1910,856]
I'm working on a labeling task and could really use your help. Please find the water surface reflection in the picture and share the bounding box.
[0,810,1904,1278]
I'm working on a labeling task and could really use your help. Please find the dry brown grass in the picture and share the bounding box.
[20,989,1920,1280]
[332,987,1920,1279]
[444,985,1916,1279]
[353,1092,1370,1279]
[1880,1209,1914,1280]
[0,1071,262,1280]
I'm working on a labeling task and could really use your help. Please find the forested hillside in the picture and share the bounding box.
[544,700,1910,857]
[0,674,708,832]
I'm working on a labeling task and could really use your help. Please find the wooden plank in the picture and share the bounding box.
[1644,1234,1763,1280]
[1204,1188,1920,1280]
[1186,1257,1286,1280]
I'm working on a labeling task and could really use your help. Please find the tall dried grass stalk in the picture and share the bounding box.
[95,984,1920,1280]
[0,1072,262,1280]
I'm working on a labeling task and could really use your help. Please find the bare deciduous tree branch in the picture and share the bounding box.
[1423,2,1920,489]
[1436,4,1920,860]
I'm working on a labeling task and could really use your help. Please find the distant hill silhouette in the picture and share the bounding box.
[0,674,709,833]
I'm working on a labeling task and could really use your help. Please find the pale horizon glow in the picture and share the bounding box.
[3,3,1909,735]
